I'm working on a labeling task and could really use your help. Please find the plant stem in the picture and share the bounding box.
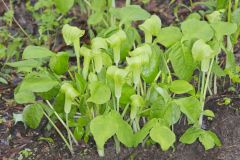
[116,97,120,112]
[113,135,120,154]
[74,41,81,74]
[43,111,73,154]
[234,0,239,11]
[66,113,73,152]
[199,59,214,127]
[228,0,232,22]
[46,101,78,145]
[121,103,129,117]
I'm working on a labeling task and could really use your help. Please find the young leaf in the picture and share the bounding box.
[180,127,202,144]
[110,5,150,24]
[169,80,194,94]
[181,19,214,42]
[134,118,158,147]
[49,52,69,75]
[150,124,176,151]
[22,46,54,59]
[174,96,201,124]
[6,59,42,69]
[19,73,58,93]
[23,103,44,129]
[199,131,215,150]
[90,113,118,156]
[54,0,74,13]
[156,26,182,47]
[87,82,111,104]
[111,111,134,147]
[169,42,195,81]
[141,46,161,83]
[210,21,237,41]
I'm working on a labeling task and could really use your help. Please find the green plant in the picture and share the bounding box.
[10,3,240,158]
[26,0,73,45]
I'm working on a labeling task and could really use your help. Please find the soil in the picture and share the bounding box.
[1,0,240,160]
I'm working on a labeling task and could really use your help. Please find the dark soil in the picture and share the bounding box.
[1,0,240,160]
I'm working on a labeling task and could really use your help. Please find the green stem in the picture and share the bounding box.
[113,135,120,154]
[46,101,78,145]
[116,97,120,112]
[234,0,239,11]
[199,59,214,127]
[66,113,73,151]
[43,112,73,154]
[74,41,81,73]
[228,0,232,22]
[121,103,129,117]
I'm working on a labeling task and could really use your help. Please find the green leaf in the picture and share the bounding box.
[112,111,134,147]
[199,131,215,150]
[88,12,104,25]
[19,73,58,93]
[180,127,202,144]
[169,80,194,94]
[163,102,181,126]
[141,45,161,83]
[14,89,35,104]
[87,82,111,104]
[156,26,182,47]
[139,15,161,37]
[212,62,226,77]
[207,131,221,147]
[150,124,176,151]
[134,118,157,147]
[90,113,118,156]
[210,21,237,40]
[174,96,201,124]
[49,52,69,75]
[181,19,214,42]
[23,103,44,129]
[91,0,106,11]
[119,84,135,105]
[54,0,74,13]
[203,110,215,118]
[6,59,42,68]
[169,42,195,81]
[22,46,54,59]
[110,5,150,24]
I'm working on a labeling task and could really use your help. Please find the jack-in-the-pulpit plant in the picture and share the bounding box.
[9,3,240,157]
